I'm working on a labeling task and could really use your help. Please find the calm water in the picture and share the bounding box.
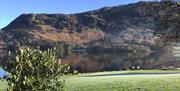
[0,50,7,77]
[62,51,180,72]
[0,47,180,76]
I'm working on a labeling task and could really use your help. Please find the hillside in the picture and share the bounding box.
[1,1,180,51]
[0,30,6,49]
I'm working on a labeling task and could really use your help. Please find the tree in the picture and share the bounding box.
[3,46,69,91]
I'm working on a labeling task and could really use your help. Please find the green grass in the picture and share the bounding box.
[65,70,180,91]
[1,70,180,91]
[0,79,8,91]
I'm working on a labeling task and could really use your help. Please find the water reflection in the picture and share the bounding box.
[0,50,7,77]
[0,49,180,73]
[62,51,180,72]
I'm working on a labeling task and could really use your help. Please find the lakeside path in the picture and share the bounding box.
[65,70,180,91]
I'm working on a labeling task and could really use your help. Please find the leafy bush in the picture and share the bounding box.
[3,47,69,91]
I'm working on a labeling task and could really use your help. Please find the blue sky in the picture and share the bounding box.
[0,0,151,29]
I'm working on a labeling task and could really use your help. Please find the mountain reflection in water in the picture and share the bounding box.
[0,49,180,73]
[62,51,180,72]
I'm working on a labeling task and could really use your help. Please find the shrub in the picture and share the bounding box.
[3,46,69,91]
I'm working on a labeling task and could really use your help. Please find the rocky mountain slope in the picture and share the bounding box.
[1,1,180,51]
[0,30,6,49]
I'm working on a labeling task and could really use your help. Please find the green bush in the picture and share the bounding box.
[3,47,69,91]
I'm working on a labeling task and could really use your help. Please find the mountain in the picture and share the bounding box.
[1,1,180,52]
[0,30,6,49]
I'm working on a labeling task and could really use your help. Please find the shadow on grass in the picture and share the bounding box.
[83,72,180,77]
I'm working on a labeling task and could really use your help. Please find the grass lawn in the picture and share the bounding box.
[1,70,180,91]
[0,79,8,91]
[65,70,180,91]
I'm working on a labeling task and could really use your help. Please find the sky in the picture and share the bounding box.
[0,0,151,29]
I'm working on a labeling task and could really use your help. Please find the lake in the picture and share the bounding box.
[62,51,180,72]
[0,50,7,77]
[0,46,180,76]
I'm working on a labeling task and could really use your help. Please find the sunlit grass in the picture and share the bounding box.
[65,70,180,91]
[0,79,8,91]
[1,70,180,91]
